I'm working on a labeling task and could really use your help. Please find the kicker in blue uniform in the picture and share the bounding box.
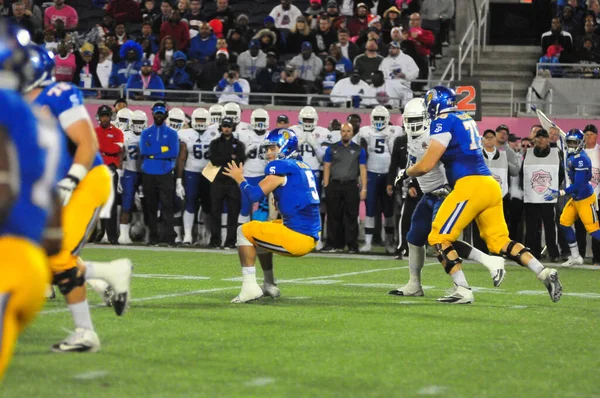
[223,128,321,303]
[545,129,600,266]
[407,85,563,303]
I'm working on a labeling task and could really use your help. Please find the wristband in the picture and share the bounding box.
[67,163,87,184]
[559,190,565,196]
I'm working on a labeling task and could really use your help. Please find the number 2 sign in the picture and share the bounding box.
[452,81,482,121]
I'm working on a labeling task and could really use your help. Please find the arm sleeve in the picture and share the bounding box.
[387,136,404,185]
[139,131,158,156]
[323,146,332,163]
[404,57,420,81]
[564,168,588,194]
[359,148,367,165]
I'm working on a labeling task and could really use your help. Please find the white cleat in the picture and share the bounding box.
[262,283,281,298]
[182,235,193,245]
[99,259,133,316]
[315,240,324,251]
[437,285,474,304]
[388,283,424,296]
[231,283,264,303]
[118,234,132,245]
[45,284,56,300]
[537,268,562,303]
[561,255,583,267]
[51,328,101,353]
[483,255,507,287]
[359,243,372,253]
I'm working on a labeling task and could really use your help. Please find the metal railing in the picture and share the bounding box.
[515,98,600,117]
[458,19,476,80]
[536,62,600,78]
[477,0,489,61]
[439,58,455,85]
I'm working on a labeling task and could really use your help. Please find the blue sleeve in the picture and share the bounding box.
[359,148,367,165]
[109,63,119,87]
[430,117,451,137]
[153,129,179,159]
[565,156,591,195]
[216,78,228,91]
[139,129,159,156]
[324,146,332,163]
[50,84,84,119]
[124,75,138,93]
[232,82,243,93]
[151,77,165,98]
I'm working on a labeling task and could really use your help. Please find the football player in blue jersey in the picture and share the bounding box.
[24,44,133,352]
[223,128,322,303]
[545,129,600,266]
[407,86,562,303]
[0,23,64,378]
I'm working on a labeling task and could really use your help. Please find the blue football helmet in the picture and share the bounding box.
[25,44,55,92]
[424,85,457,120]
[260,128,299,159]
[0,21,33,91]
[565,128,584,154]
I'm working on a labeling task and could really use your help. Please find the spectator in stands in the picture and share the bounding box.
[404,13,434,88]
[227,27,249,59]
[165,51,194,90]
[74,43,101,95]
[286,16,314,54]
[421,0,453,58]
[315,56,345,102]
[23,0,42,32]
[110,40,144,87]
[126,59,165,99]
[115,22,128,45]
[106,0,142,24]
[382,6,402,43]
[338,27,359,61]
[142,0,159,21]
[96,45,113,88]
[54,40,77,82]
[153,35,177,78]
[577,15,600,50]
[567,0,586,25]
[105,32,122,62]
[590,0,600,28]
[542,17,574,57]
[186,0,204,29]
[314,14,338,57]
[370,0,392,17]
[330,69,371,107]
[306,0,325,31]
[215,64,250,104]
[51,18,68,41]
[538,44,562,77]
[152,1,173,36]
[357,25,384,54]
[256,51,283,94]
[347,2,370,37]
[368,69,406,108]
[44,0,78,31]
[188,22,217,65]
[325,0,345,30]
[270,0,302,30]
[196,48,231,90]
[234,14,256,44]
[254,28,278,55]
[10,2,36,39]
[274,64,308,106]
[561,5,581,36]
[209,18,225,39]
[378,41,418,105]
[289,41,323,89]
[178,0,190,14]
[237,40,267,83]
[208,0,236,37]
[138,22,159,54]
[353,39,383,83]
[576,37,600,63]
[42,28,58,53]
[329,43,353,74]
[339,0,355,17]
[263,16,287,53]
[160,9,190,50]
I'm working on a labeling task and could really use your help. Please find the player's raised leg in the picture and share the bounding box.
[558,198,584,266]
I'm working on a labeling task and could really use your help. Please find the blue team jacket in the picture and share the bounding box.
[139,123,179,175]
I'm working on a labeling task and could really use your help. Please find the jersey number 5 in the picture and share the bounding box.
[304,171,320,200]
[462,120,482,150]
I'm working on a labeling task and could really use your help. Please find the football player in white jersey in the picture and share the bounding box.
[177,108,220,245]
[115,108,133,132]
[390,99,506,303]
[118,110,146,244]
[223,102,253,137]
[167,107,186,131]
[356,106,402,253]
[237,109,270,224]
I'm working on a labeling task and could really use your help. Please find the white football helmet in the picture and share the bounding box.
[299,106,318,132]
[370,105,390,131]
[223,102,242,124]
[191,108,210,131]
[251,108,269,132]
[116,108,132,131]
[403,98,430,137]
[130,110,148,135]
[167,107,185,131]
[209,104,225,125]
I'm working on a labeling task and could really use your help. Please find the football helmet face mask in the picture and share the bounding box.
[251,108,270,133]
[115,108,133,131]
[260,128,299,161]
[191,107,209,131]
[299,106,318,132]
[167,107,185,130]
[566,129,584,155]
[209,104,225,125]
[403,98,430,138]
[370,105,390,131]
[223,102,241,123]
[131,110,148,135]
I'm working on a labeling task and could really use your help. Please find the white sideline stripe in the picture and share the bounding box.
[73,371,109,380]
[282,263,438,282]
[134,274,211,280]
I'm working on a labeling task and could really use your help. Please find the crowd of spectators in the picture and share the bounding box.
[5,0,454,108]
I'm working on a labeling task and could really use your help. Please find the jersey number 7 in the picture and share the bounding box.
[462,120,482,150]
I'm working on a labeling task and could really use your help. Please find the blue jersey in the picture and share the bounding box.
[430,111,490,186]
[0,91,63,244]
[264,159,321,240]
[33,81,103,177]
[565,151,595,201]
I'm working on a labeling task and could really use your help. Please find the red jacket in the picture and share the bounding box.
[407,27,435,57]
[347,17,369,38]
[161,21,190,50]
[96,124,124,167]
[106,0,142,23]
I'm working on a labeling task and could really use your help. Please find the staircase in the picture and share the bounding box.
[432,45,541,117]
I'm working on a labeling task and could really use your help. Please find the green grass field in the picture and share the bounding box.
[2,246,600,398]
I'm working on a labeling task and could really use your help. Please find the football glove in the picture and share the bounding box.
[176,178,185,200]
[394,169,408,186]
[430,185,452,198]
[544,189,564,201]
[57,176,79,206]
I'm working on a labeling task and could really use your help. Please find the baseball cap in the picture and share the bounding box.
[266,51,278,58]
[221,116,234,127]
[351,68,361,76]
[301,41,312,50]
[173,51,187,61]
[216,48,229,58]
[310,0,321,4]
[152,102,167,115]
[141,59,152,67]
[535,128,549,138]
[496,124,510,133]
[356,2,368,9]
[389,41,400,48]
[508,134,519,142]
[584,123,598,134]
[277,115,289,123]
[483,129,496,137]
[368,26,380,34]
[114,97,128,107]
[249,39,260,49]
[296,15,307,23]
[327,0,338,8]
[97,105,112,116]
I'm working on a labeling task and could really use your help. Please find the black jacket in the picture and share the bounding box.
[209,134,246,185]
[274,78,309,106]
[387,134,408,187]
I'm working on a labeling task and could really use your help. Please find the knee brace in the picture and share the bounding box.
[236,225,253,247]
[434,243,463,274]
[500,240,530,267]
[52,267,86,295]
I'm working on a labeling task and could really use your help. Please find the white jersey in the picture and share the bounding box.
[357,125,403,174]
[235,121,253,137]
[238,129,268,177]
[178,128,220,172]
[407,132,447,193]
[123,130,141,172]
[290,125,332,171]
[585,145,600,197]
[523,147,560,204]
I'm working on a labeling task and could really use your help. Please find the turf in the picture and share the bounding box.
[2,246,599,398]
